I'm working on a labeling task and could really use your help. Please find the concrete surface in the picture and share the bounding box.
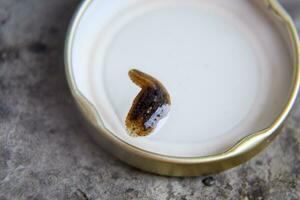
[0,0,300,199]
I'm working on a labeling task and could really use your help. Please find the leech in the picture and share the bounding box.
[126,69,171,137]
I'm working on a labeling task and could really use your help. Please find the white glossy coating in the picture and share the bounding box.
[71,0,292,157]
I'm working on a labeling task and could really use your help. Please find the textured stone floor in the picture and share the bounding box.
[1,0,300,199]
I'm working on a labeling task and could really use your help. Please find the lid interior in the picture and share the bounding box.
[70,0,293,157]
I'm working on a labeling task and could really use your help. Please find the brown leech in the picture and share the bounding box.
[126,69,171,137]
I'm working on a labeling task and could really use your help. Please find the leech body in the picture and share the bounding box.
[126,69,171,137]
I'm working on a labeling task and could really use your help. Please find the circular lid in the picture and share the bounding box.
[65,0,300,175]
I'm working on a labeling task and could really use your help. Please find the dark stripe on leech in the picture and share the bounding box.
[129,86,168,124]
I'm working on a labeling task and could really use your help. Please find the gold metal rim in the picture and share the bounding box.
[64,0,300,176]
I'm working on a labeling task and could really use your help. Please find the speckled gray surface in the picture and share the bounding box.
[1,0,300,199]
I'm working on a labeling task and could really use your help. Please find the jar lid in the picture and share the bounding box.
[65,0,300,176]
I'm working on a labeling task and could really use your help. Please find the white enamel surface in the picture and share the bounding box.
[71,0,293,157]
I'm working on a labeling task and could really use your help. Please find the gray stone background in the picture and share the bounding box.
[1,0,300,199]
